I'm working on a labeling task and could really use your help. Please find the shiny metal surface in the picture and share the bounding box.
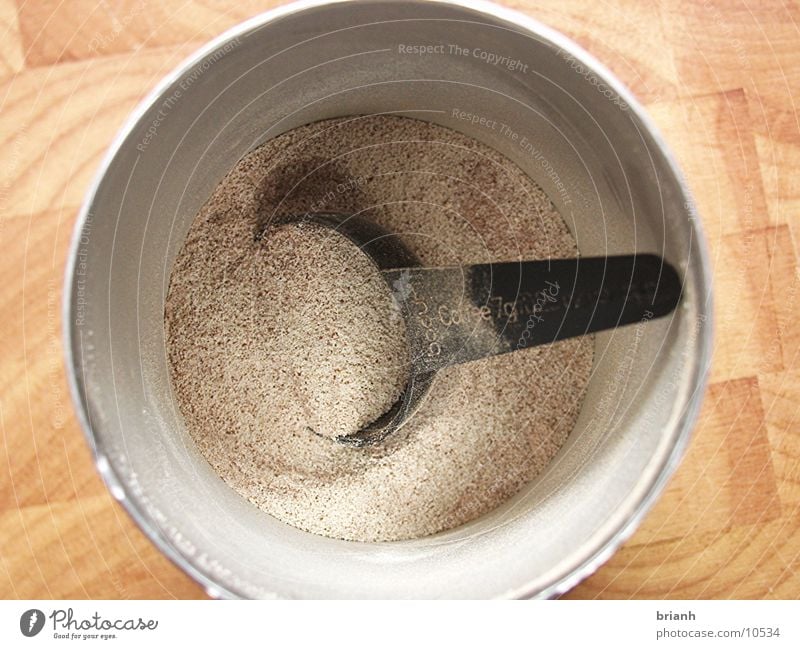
[288,212,683,448]
[64,0,713,599]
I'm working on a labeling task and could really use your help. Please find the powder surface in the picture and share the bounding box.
[165,115,595,542]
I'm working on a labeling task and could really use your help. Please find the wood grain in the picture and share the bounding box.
[504,0,682,103]
[0,0,798,599]
[0,43,200,218]
[0,0,24,80]
[16,0,279,67]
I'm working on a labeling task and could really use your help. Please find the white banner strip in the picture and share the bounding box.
[1,600,797,648]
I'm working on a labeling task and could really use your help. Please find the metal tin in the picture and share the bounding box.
[64,0,713,598]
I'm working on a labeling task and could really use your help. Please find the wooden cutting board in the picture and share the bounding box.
[1,0,798,599]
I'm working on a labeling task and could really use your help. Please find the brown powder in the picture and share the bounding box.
[165,115,594,542]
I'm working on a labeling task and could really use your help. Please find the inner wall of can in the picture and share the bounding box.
[65,0,709,598]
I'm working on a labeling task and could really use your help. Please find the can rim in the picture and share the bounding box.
[63,0,714,600]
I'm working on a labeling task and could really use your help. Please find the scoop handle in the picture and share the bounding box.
[383,254,682,375]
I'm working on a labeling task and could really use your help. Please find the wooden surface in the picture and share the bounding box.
[1,0,798,599]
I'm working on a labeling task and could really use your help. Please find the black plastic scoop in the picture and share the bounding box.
[286,212,682,447]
